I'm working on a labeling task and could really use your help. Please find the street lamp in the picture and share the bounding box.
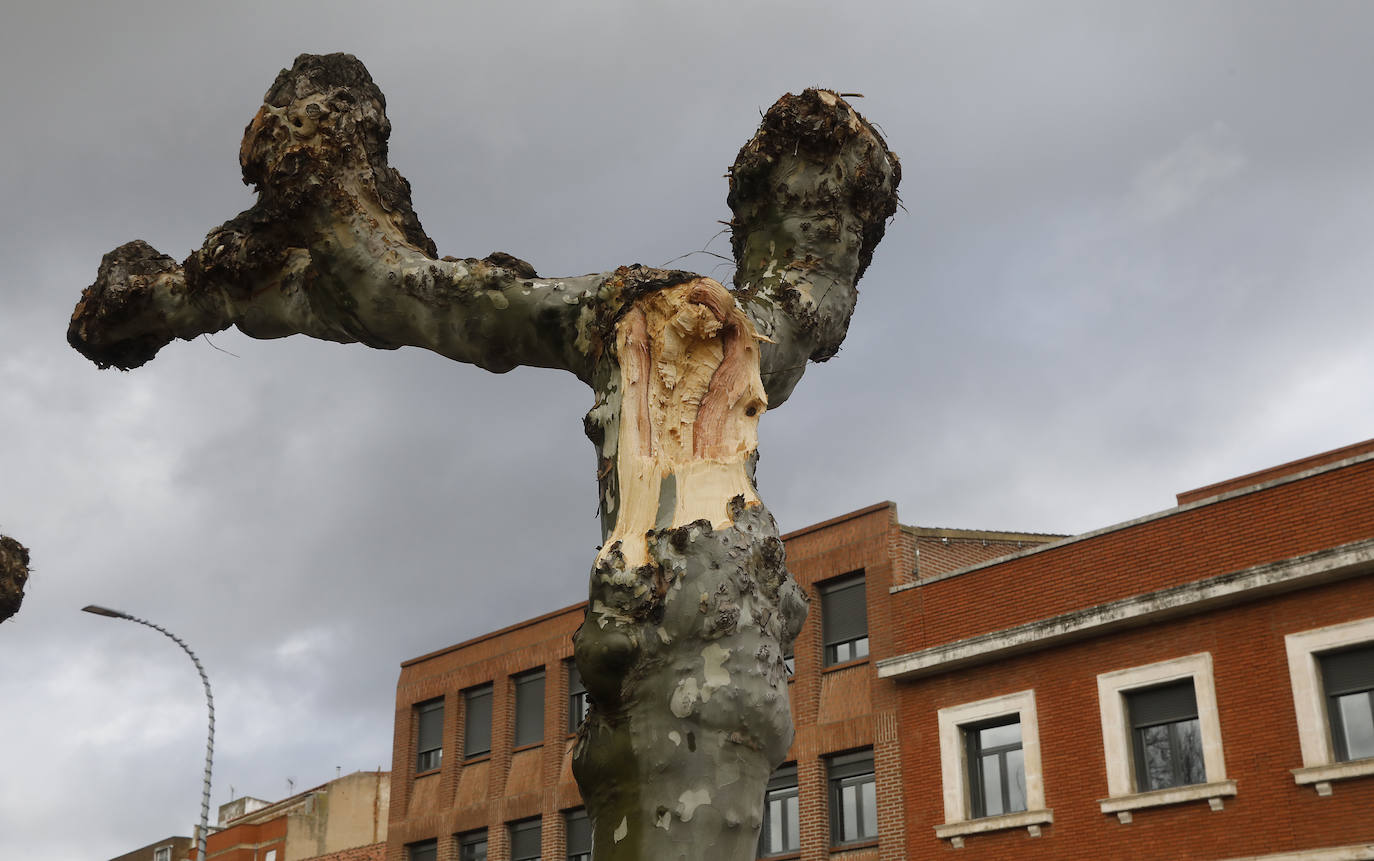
[83,605,215,861]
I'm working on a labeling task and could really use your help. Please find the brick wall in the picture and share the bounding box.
[895,576,1374,859]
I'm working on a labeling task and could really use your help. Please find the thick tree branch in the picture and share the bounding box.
[69,54,608,380]
[729,89,901,407]
[0,535,30,624]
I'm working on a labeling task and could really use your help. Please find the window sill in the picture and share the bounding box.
[1292,757,1374,795]
[822,657,871,675]
[829,838,879,853]
[758,852,801,861]
[512,741,544,754]
[413,767,441,779]
[462,753,491,765]
[934,809,1053,846]
[1099,779,1236,822]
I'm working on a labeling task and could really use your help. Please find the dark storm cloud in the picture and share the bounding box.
[3,2,1373,859]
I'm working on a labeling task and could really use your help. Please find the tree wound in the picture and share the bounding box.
[601,279,767,568]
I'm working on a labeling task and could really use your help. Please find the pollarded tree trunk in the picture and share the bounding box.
[68,54,899,861]
[0,535,30,624]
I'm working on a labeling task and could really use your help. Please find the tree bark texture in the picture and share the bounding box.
[0,535,30,624]
[68,54,899,860]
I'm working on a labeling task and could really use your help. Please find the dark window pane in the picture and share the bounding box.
[759,765,799,856]
[567,661,590,733]
[1128,681,1204,791]
[465,685,493,759]
[415,699,443,772]
[407,840,437,861]
[510,818,541,861]
[565,808,592,861]
[515,670,546,747]
[821,574,868,666]
[458,830,487,861]
[1322,644,1374,762]
[966,717,1025,818]
[828,749,876,845]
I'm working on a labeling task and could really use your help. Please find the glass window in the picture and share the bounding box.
[827,749,877,845]
[514,670,546,747]
[567,660,591,734]
[457,829,487,861]
[510,817,542,861]
[153,848,171,861]
[758,764,799,857]
[965,717,1026,818]
[1321,643,1374,762]
[1127,680,1205,792]
[464,684,493,759]
[407,839,437,861]
[821,573,868,666]
[415,698,444,772]
[565,808,592,861]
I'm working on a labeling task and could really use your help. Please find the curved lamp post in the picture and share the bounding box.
[83,605,214,860]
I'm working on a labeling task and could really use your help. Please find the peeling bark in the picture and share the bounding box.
[68,53,899,861]
[0,535,30,624]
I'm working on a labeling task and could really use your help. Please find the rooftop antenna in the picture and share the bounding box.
[287,777,295,795]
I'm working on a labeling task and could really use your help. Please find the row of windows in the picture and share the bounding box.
[413,663,594,773]
[758,749,878,857]
[414,571,874,774]
[407,809,592,861]
[937,624,1374,841]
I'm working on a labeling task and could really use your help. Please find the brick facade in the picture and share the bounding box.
[387,439,1374,860]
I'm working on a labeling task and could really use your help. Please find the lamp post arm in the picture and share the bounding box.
[89,609,214,860]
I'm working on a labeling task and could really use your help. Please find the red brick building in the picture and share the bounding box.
[385,509,1057,861]
[880,438,1374,859]
[386,439,1374,861]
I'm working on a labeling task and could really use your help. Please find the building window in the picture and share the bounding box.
[510,817,542,861]
[967,717,1026,817]
[1322,643,1374,762]
[1126,680,1205,792]
[820,573,868,666]
[264,852,277,861]
[407,839,437,861]
[567,660,590,734]
[464,684,493,760]
[758,763,799,857]
[415,698,444,772]
[934,689,1050,844]
[1096,653,1232,817]
[514,669,546,747]
[1285,616,1374,793]
[827,749,877,845]
[565,808,592,861]
[457,829,488,861]
[153,848,171,861]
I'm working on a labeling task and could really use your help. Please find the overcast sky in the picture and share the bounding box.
[3,2,1373,858]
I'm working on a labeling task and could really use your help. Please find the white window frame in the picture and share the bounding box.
[934,689,1051,847]
[153,847,171,861]
[1284,615,1374,795]
[1096,652,1234,821]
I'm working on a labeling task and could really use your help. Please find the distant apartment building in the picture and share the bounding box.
[385,438,1374,861]
[110,835,195,861]
[201,770,389,861]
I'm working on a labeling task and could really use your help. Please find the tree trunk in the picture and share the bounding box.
[66,53,899,860]
[0,535,30,624]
